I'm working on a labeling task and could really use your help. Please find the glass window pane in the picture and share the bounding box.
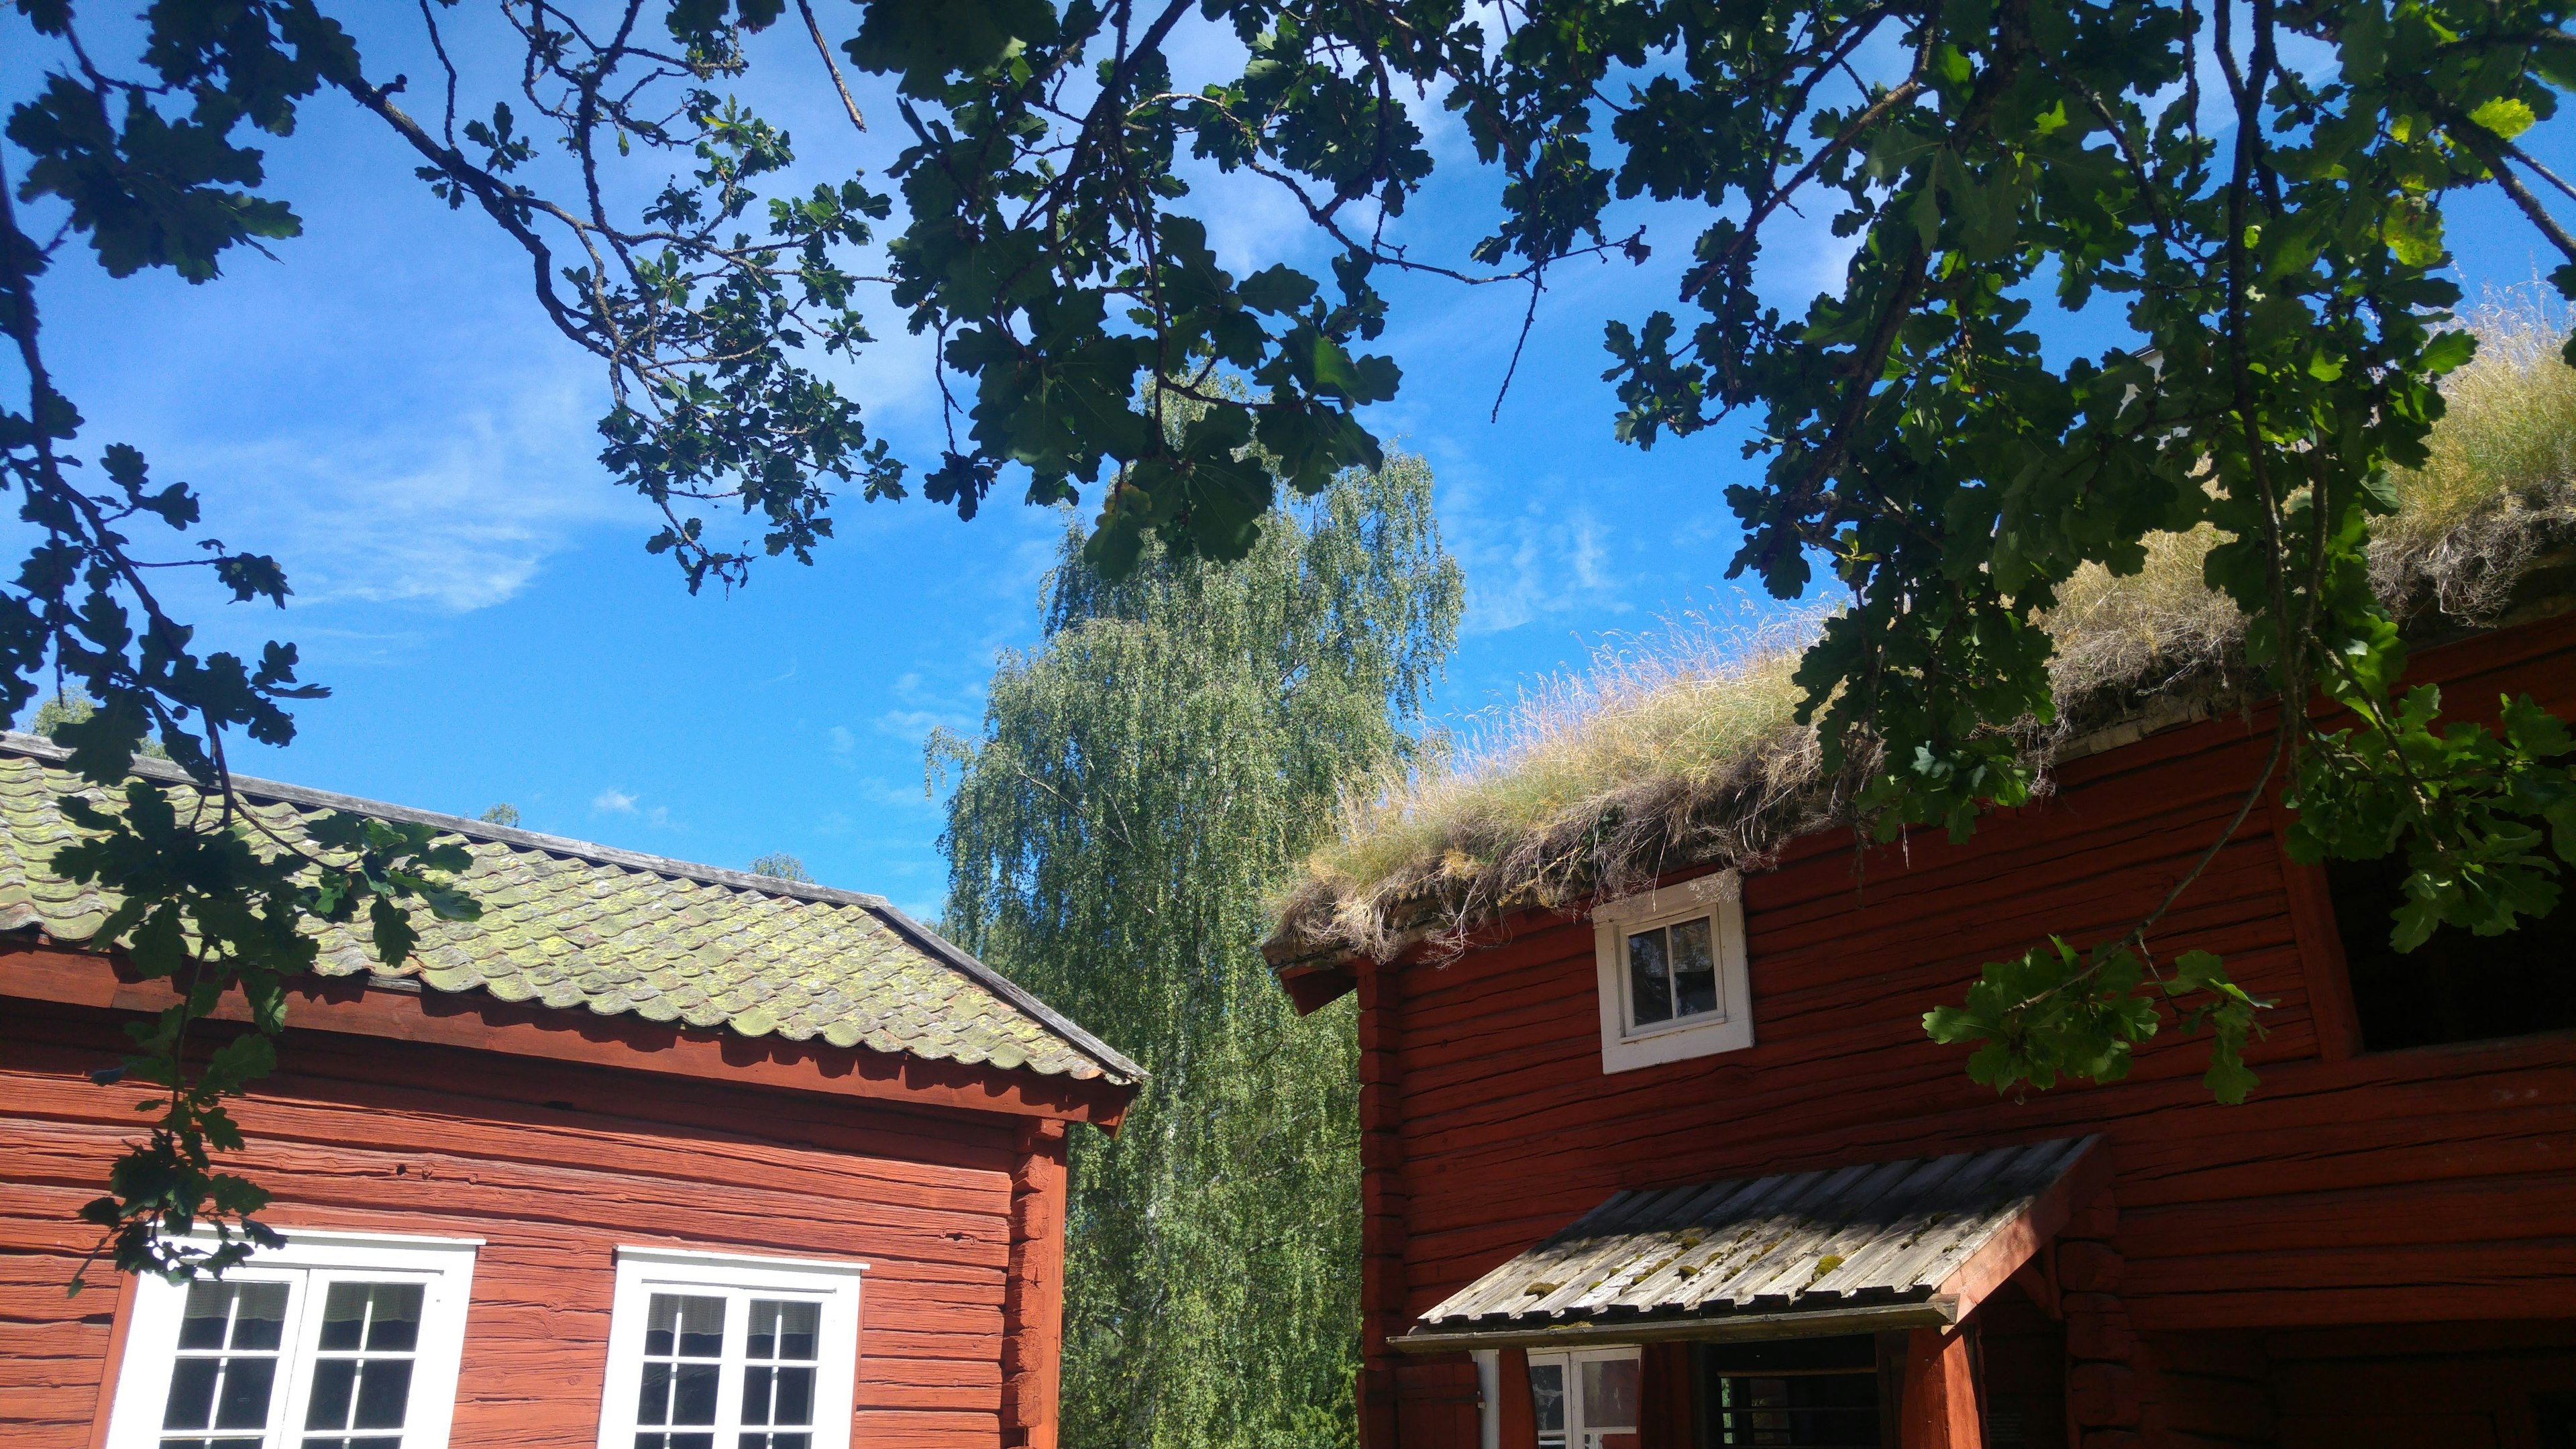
[1531,1361,1568,1432]
[639,1363,674,1426]
[1627,928,1672,1027]
[751,1300,820,1362]
[1669,916,1717,1019]
[672,1364,720,1426]
[213,1357,278,1429]
[303,1359,357,1430]
[1582,1356,1640,1432]
[229,1283,289,1352]
[317,1283,425,1354]
[351,1359,414,1429]
[769,1367,814,1428]
[176,1285,235,1351]
[162,1358,221,1430]
[645,1293,726,1359]
[317,1287,366,1351]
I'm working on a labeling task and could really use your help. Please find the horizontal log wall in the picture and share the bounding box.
[1371,616,2576,1444]
[0,987,1026,1449]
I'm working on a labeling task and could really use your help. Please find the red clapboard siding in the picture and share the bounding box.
[1360,610,2576,1436]
[0,991,1030,1449]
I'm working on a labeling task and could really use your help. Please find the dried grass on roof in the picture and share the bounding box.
[1269,299,2576,965]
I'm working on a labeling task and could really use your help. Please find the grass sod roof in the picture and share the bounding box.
[1266,303,2576,969]
[0,736,1142,1085]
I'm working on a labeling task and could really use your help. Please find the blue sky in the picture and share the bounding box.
[7,9,2574,918]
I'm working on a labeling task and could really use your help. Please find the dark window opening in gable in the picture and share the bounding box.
[2328,843,2576,1052]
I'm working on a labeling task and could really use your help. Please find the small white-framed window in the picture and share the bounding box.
[1591,869,1753,1073]
[103,1228,480,1449]
[594,1246,867,1449]
[1528,1347,1641,1449]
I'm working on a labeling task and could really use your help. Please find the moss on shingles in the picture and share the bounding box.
[0,753,1126,1081]
[1269,302,2576,966]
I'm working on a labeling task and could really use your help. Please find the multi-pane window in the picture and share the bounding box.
[1526,1349,1640,1449]
[624,1292,822,1449]
[635,1295,726,1449]
[161,1280,290,1449]
[1626,916,1718,1028]
[107,1232,478,1449]
[1590,872,1755,1073]
[739,1299,822,1449]
[596,1247,865,1449]
[294,1283,425,1449]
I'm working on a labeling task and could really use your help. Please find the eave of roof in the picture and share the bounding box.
[0,734,1146,1086]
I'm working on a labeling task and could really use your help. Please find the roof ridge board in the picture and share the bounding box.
[0,733,1146,1085]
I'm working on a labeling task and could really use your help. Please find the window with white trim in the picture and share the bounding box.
[1591,871,1753,1073]
[103,1230,480,1449]
[594,1246,867,1449]
[1528,1348,1640,1449]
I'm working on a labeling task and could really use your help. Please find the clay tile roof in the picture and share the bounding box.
[0,736,1141,1085]
[1398,1136,2103,1350]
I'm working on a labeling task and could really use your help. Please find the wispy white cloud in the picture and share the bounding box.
[190,370,640,615]
[592,788,639,815]
[874,706,973,741]
[1457,504,1624,635]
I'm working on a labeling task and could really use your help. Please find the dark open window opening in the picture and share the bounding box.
[1693,1336,1883,1448]
[2326,840,2576,1052]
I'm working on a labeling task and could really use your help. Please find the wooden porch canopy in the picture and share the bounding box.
[1394,1136,2107,1352]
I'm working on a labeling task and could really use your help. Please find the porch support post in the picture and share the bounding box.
[1900,1326,1982,1449]
[1002,1118,1069,1449]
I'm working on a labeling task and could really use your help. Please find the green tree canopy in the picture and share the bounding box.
[934,453,1460,1448]
[749,851,816,881]
[15,0,2576,1273]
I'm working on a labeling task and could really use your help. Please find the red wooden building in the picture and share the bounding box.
[0,737,1141,1449]
[1269,612,2576,1449]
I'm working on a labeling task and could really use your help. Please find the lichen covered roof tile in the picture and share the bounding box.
[0,739,1140,1085]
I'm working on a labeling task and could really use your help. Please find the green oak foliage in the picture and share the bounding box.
[12,0,2576,1283]
[934,455,1459,1448]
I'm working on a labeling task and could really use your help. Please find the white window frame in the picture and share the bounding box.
[1527,1346,1642,1449]
[104,1228,481,1449]
[1592,869,1754,1073]
[592,1245,869,1449]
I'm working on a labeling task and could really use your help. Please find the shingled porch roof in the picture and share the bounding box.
[1395,1136,2106,1350]
[0,735,1142,1085]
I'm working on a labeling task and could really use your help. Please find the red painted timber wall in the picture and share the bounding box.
[1,984,1040,1449]
[1361,615,2576,1444]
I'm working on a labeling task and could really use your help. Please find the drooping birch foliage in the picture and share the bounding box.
[934,455,1460,1449]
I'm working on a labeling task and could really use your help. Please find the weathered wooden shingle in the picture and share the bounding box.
[0,738,1140,1084]
[1403,1136,2100,1346]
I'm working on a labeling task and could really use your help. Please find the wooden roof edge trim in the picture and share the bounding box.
[1387,1299,1959,1353]
[1928,1133,2112,1322]
[1277,959,1358,1016]
[1,940,1136,1130]
[0,733,1144,1088]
